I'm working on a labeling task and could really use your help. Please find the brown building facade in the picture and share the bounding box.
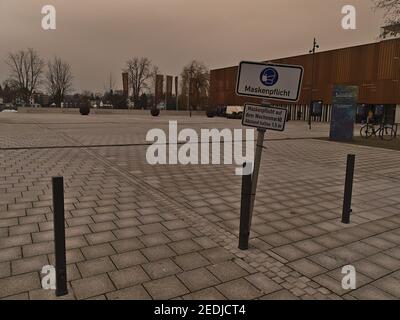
[210,38,400,123]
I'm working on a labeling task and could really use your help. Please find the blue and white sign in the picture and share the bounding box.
[236,61,304,102]
[260,67,279,86]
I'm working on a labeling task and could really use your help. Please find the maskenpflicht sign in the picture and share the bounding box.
[242,103,287,131]
[236,61,304,102]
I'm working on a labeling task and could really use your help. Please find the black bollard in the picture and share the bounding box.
[52,176,68,296]
[342,155,355,224]
[239,163,253,250]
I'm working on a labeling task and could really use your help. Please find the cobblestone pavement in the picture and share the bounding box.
[0,112,399,300]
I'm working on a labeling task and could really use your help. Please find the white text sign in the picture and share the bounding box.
[242,104,287,131]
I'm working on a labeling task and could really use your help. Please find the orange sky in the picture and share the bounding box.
[0,0,384,92]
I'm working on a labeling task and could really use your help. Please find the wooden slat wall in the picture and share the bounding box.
[210,38,400,106]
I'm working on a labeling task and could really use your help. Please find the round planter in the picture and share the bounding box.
[151,108,160,117]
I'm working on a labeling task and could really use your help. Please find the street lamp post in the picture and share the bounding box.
[309,38,319,130]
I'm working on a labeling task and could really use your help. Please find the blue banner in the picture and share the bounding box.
[329,86,358,141]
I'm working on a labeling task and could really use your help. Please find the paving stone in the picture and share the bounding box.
[137,214,164,224]
[0,262,11,278]
[169,239,202,255]
[72,274,115,300]
[245,273,282,294]
[65,263,82,281]
[81,243,116,260]
[162,219,189,230]
[193,237,218,249]
[113,227,143,240]
[1,293,30,300]
[216,278,263,300]
[373,277,400,297]
[143,259,182,279]
[314,235,344,249]
[352,260,391,280]
[89,222,117,233]
[350,285,395,300]
[66,236,88,250]
[173,252,211,271]
[260,289,299,300]
[141,245,176,262]
[308,253,346,270]
[139,232,171,247]
[0,234,31,249]
[109,266,150,289]
[288,259,327,278]
[77,257,116,277]
[139,223,167,234]
[67,216,94,227]
[12,255,49,275]
[106,285,151,300]
[293,239,327,255]
[144,276,189,300]
[384,247,400,259]
[9,223,39,236]
[111,250,148,269]
[345,242,380,256]
[183,287,226,300]
[0,247,22,262]
[115,218,141,228]
[85,231,117,245]
[178,267,220,291]
[200,247,234,263]
[29,285,76,300]
[92,213,118,223]
[327,246,364,263]
[312,274,349,296]
[362,237,397,250]
[368,253,400,270]
[207,261,248,282]
[165,229,195,242]
[111,237,144,253]
[0,272,41,298]
[272,245,308,261]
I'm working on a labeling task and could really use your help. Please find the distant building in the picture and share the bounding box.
[33,92,51,107]
[210,38,400,124]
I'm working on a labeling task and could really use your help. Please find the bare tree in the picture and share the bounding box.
[373,0,400,37]
[181,60,210,111]
[46,57,73,107]
[5,48,44,103]
[124,57,152,107]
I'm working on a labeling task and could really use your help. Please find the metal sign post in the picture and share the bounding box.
[236,61,303,250]
[248,127,266,226]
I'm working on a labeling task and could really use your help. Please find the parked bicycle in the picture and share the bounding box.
[360,122,396,141]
